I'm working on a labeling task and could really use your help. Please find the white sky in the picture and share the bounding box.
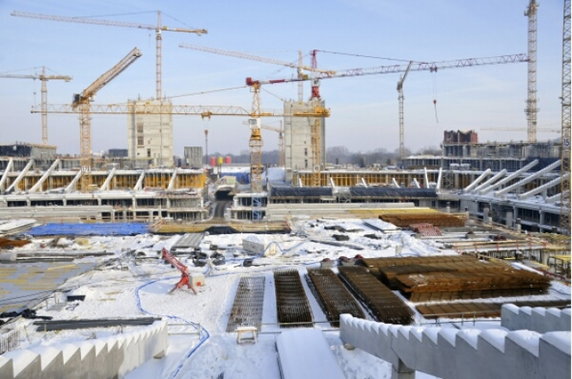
[0,0,564,156]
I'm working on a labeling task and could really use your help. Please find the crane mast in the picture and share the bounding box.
[561,0,571,236]
[11,10,207,100]
[397,62,413,160]
[0,67,71,144]
[525,0,539,143]
[74,47,141,188]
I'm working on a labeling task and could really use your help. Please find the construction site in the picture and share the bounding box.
[0,1,570,378]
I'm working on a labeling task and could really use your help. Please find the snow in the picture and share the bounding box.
[2,217,570,378]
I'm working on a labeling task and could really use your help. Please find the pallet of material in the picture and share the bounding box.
[274,269,313,327]
[379,213,466,227]
[306,269,365,326]
[416,300,571,319]
[338,266,413,325]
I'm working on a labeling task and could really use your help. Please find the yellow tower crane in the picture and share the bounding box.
[74,47,142,188]
[11,10,207,99]
[179,43,333,191]
[0,67,71,144]
[247,53,528,185]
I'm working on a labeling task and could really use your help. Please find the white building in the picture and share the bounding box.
[127,99,173,168]
[283,99,326,174]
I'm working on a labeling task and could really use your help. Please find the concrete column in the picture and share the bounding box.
[506,211,513,228]
[392,359,415,379]
[483,208,490,223]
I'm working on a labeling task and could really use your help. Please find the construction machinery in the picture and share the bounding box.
[397,62,413,159]
[247,53,528,183]
[11,10,207,100]
[525,0,539,143]
[161,248,197,294]
[0,67,71,144]
[561,0,571,236]
[178,43,335,102]
[74,47,142,188]
[481,127,560,133]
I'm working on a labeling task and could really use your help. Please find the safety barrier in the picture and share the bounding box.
[0,320,167,379]
[340,313,571,379]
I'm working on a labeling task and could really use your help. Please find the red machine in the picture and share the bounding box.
[161,248,197,294]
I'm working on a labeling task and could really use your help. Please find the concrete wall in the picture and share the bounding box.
[0,321,167,379]
[339,314,571,379]
[501,304,571,333]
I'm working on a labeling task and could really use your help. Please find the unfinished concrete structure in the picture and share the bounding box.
[184,146,203,168]
[340,311,570,379]
[0,160,207,222]
[127,99,174,168]
[283,99,326,175]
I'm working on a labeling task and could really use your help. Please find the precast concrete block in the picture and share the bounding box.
[476,329,510,379]
[501,303,520,330]
[7,350,41,379]
[78,343,95,379]
[417,326,445,376]
[539,331,571,379]
[0,356,14,379]
[104,339,122,379]
[454,329,482,379]
[59,344,81,379]
[154,324,169,359]
[531,307,547,333]
[436,328,459,379]
[505,330,541,379]
[31,346,63,379]
[392,326,416,371]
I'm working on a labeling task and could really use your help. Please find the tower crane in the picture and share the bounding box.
[74,47,141,187]
[397,62,413,159]
[11,10,207,100]
[525,0,539,143]
[179,44,334,191]
[560,0,571,235]
[30,101,318,192]
[246,53,528,184]
[0,67,71,144]
[481,127,560,133]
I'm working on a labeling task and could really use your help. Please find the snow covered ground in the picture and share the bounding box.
[1,218,569,378]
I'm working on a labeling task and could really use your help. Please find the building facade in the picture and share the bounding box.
[127,99,173,168]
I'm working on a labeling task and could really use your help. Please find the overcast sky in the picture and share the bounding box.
[0,0,564,156]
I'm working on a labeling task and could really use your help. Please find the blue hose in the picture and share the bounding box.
[135,277,210,379]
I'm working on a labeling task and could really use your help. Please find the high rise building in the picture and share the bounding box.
[127,99,173,168]
[283,99,326,173]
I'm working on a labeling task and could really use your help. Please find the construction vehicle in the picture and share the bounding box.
[12,10,207,100]
[0,67,71,144]
[161,248,198,294]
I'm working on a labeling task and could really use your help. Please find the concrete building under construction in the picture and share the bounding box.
[283,99,326,175]
[127,99,174,168]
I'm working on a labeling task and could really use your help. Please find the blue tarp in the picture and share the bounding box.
[28,222,149,236]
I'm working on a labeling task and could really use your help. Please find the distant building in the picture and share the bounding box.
[184,146,203,168]
[107,148,128,158]
[443,130,479,144]
[127,99,173,168]
[0,143,56,159]
[283,99,326,173]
